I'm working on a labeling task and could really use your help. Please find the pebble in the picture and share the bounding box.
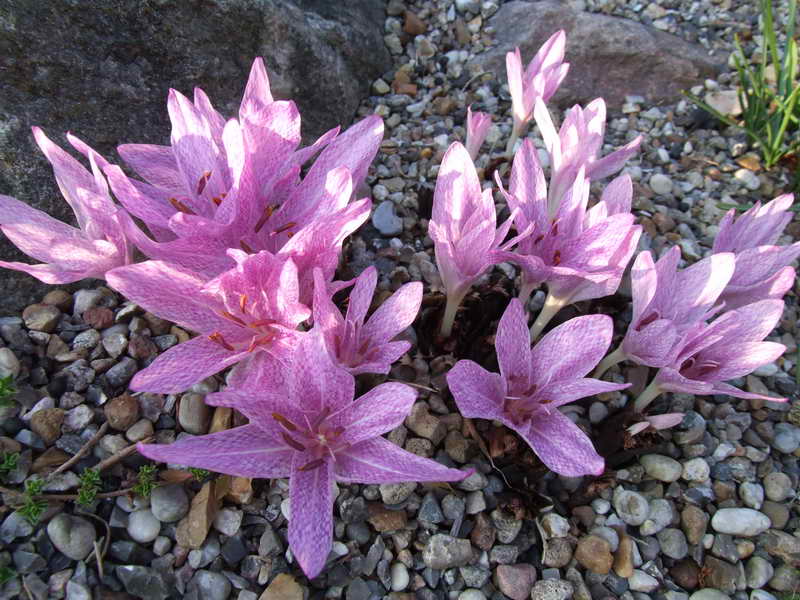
[150,484,189,522]
[613,489,649,526]
[490,508,522,543]
[641,454,682,482]
[739,481,764,509]
[688,591,730,600]
[379,481,416,504]
[657,528,688,559]
[178,393,211,434]
[47,514,96,560]
[0,347,20,378]
[494,564,537,600]
[649,173,673,195]
[681,457,710,482]
[22,303,61,332]
[390,562,409,591]
[745,555,774,590]
[372,200,403,236]
[104,393,140,430]
[763,472,792,501]
[629,569,659,592]
[422,534,473,569]
[188,570,231,600]
[541,513,570,538]
[127,509,160,543]
[640,498,674,536]
[711,508,770,536]
[105,357,138,388]
[125,418,153,442]
[574,535,613,574]
[530,579,574,600]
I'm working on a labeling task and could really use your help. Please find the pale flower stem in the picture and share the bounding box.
[518,281,536,308]
[505,130,519,157]
[440,290,467,339]
[593,345,628,380]
[634,379,663,413]
[529,293,567,341]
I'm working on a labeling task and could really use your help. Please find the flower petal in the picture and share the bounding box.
[522,409,604,476]
[289,455,334,579]
[447,360,505,421]
[361,281,422,344]
[495,299,532,386]
[337,382,417,446]
[530,314,613,384]
[137,424,292,478]
[335,437,469,483]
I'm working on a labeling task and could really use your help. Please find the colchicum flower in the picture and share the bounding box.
[505,30,569,152]
[465,106,492,160]
[712,194,800,309]
[429,142,527,337]
[0,128,132,283]
[312,267,422,375]
[98,57,382,291]
[139,331,468,578]
[635,299,787,412]
[448,299,629,476]
[533,97,642,212]
[106,250,310,393]
[497,140,641,338]
[593,246,736,378]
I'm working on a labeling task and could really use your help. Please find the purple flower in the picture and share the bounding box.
[465,106,492,160]
[533,98,641,210]
[106,250,310,393]
[138,331,468,578]
[505,30,569,148]
[97,58,382,288]
[626,413,685,437]
[497,140,641,338]
[619,247,736,369]
[429,142,526,337]
[634,299,787,411]
[447,299,629,476]
[0,128,131,283]
[313,267,422,375]
[712,194,800,309]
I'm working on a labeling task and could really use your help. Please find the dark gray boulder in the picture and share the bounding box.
[0,0,389,314]
[475,1,724,110]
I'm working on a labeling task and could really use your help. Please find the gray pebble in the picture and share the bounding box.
[422,534,473,569]
[372,201,403,236]
[763,472,792,502]
[710,508,770,536]
[47,514,97,560]
[530,579,574,600]
[150,484,189,523]
[613,489,649,526]
[657,528,688,559]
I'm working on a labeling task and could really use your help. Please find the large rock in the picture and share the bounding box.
[0,0,390,314]
[476,1,722,109]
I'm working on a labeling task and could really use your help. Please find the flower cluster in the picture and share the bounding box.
[434,32,792,469]
[1,29,794,582]
[0,59,469,578]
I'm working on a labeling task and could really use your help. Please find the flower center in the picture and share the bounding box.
[272,408,349,470]
[207,293,282,353]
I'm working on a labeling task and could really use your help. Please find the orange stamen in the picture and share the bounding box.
[208,332,234,351]
[281,432,306,451]
[271,221,296,236]
[272,413,298,431]
[197,171,212,195]
[169,197,196,215]
[553,250,561,266]
[298,458,325,471]
[239,294,248,314]
[218,310,246,326]
[254,204,276,233]
[240,240,254,253]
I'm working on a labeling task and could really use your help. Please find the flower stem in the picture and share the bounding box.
[634,378,663,413]
[593,344,628,380]
[518,280,536,308]
[440,289,467,339]
[529,293,567,341]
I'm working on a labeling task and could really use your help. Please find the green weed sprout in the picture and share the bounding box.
[0,375,16,409]
[685,0,800,192]
[17,478,47,525]
[133,464,158,497]
[76,468,102,507]
[0,452,18,481]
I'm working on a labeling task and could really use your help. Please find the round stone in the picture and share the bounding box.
[150,484,189,523]
[649,173,673,195]
[530,580,573,600]
[613,489,649,526]
[688,591,731,600]
[657,528,688,559]
[682,458,710,482]
[47,514,97,560]
[763,472,792,502]
[739,482,764,509]
[188,570,230,600]
[629,569,659,592]
[390,562,409,591]
[574,534,613,574]
[745,555,774,590]
[641,454,682,482]
[178,393,211,435]
[0,347,20,379]
[128,510,160,543]
[372,200,403,236]
[710,508,770,537]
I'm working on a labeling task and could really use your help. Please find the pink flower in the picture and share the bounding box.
[636,299,787,411]
[139,331,468,578]
[621,247,736,369]
[497,140,641,337]
[106,250,310,393]
[0,128,131,283]
[627,413,685,437]
[533,98,641,210]
[712,194,800,309]
[313,267,422,374]
[429,142,526,336]
[505,30,569,141]
[447,299,629,476]
[465,106,492,160]
[96,58,382,288]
